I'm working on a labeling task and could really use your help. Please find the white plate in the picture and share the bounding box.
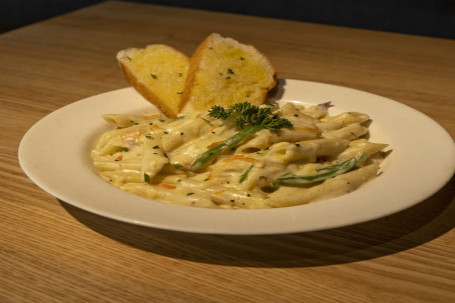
[18,79,455,235]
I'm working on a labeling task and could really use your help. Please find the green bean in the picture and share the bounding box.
[276,157,357,185]
[190,125,265,170]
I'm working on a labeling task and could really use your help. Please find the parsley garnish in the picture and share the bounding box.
[208,102,293,131]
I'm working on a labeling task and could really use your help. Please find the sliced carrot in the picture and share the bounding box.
[206,141,223,149]
[158,183,176,189]
[294,127,322,134]
[222,155,258,163]
[121,130,141,143]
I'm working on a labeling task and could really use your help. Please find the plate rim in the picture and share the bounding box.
[18,79,455,235]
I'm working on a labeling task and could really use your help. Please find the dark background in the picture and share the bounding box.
[1,0,454,39]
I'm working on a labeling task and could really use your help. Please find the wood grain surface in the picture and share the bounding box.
[1,1,454,302]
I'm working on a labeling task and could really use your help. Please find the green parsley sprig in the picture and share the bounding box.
[208,102,292,131]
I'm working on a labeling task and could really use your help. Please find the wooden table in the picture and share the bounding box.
[1,1,454,302]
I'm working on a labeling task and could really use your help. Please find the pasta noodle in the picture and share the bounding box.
[90,102,389,209]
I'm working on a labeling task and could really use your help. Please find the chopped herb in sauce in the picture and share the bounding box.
[201,118,212,124]
[239,164,254,183]
[168,116,185,123]
[144,173,150,183]
[173,163,183,169]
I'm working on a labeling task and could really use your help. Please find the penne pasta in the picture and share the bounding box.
[91,102,389,209]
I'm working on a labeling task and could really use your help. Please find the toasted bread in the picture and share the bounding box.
[181,33,277,113]
[117,44,189,118]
